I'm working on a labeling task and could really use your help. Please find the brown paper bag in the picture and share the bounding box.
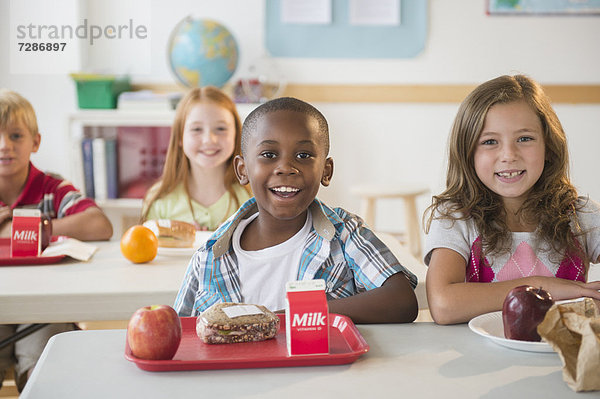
[537,298,600,392]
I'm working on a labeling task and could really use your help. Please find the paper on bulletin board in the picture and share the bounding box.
[281,0,332,24]
[266,0,427,58]
[349,0,400,26]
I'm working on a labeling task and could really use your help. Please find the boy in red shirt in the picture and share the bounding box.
[0,90,112,239]
[0,89,113,392]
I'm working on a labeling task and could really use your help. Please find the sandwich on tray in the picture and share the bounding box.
[197,302,280,344]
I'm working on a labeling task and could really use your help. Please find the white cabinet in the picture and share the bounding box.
[68,105,257,239]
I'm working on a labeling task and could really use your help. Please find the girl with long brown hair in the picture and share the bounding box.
[423,75,600,324]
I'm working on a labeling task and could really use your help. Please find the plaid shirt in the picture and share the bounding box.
[174,197,418,316]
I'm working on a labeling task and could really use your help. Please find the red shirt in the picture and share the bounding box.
[1,163,97,218]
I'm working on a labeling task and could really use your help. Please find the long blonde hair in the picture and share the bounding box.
[142,87,246,223]
[425,75,581,258]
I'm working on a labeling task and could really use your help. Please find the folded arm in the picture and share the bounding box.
[327,272,418,324]
[51,206,113,241]
[427,247,600,325]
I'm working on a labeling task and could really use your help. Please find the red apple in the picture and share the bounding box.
[127,305,182,360]
[502,285,554,342]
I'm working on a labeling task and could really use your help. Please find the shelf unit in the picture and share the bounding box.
[68,105,257,238]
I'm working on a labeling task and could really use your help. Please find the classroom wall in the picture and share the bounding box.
[2,0,599,245]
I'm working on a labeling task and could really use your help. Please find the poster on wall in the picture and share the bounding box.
[487,0,600,15]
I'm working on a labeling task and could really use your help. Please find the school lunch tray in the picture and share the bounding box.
[0,238,66,266]
[124,314,369,372]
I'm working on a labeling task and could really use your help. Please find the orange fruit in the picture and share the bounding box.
[120,225,158,264]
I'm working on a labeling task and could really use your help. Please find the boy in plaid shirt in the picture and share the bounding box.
[175,97,417,323]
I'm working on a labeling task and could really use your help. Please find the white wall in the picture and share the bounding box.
[2,0,600,245]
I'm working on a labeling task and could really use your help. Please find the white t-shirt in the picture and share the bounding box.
[233,212,313,311]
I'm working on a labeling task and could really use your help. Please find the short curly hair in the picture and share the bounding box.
[241,97,329,156]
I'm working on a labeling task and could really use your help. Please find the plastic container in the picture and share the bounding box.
[71,74,131,109]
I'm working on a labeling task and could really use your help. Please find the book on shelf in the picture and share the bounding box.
[91,137,120,201]
[81,138,95,199]
[105,138,118,199]
[92,137,108,201]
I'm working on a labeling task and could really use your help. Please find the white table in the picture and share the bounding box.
[0,240,192,324]
[1,235,596,325]
[21,322,586,399]
[0,234,430,325]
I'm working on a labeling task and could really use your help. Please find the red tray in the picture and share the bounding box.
[125,314,369,372]
[0,238,66,266]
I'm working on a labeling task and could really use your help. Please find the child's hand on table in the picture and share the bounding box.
[531,275,600,302]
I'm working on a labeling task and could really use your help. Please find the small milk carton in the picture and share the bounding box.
[11,209,42,257]
[285,279,329,356]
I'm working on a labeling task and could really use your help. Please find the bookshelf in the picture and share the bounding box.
[68,105,258,238]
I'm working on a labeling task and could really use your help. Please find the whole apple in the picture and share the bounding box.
[502,285,554,342]
[127,305,182,360]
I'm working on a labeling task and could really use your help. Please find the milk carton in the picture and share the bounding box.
[285,279,329,356]
[11,209,42,257]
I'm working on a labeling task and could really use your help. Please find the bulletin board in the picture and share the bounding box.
[265,0,428,58]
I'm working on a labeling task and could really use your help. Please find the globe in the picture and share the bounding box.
[167,17,239,88]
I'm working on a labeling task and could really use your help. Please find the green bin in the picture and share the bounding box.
[71,74,131,109]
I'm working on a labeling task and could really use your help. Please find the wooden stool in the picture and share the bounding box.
[350,184,429,258]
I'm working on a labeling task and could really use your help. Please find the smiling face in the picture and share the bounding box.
[181,102,236,172]
[0,118,40,182]
[474,100,545,212]
[235,110,333,226]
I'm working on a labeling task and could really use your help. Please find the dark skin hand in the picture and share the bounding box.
[275,273,418,324]
[328,273,418,324]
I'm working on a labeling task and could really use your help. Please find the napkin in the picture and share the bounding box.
[41,238,98,261]
[537,298,600,392]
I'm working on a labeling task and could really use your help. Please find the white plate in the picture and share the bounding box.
[156,231,214,257]
[468,311,554,353]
